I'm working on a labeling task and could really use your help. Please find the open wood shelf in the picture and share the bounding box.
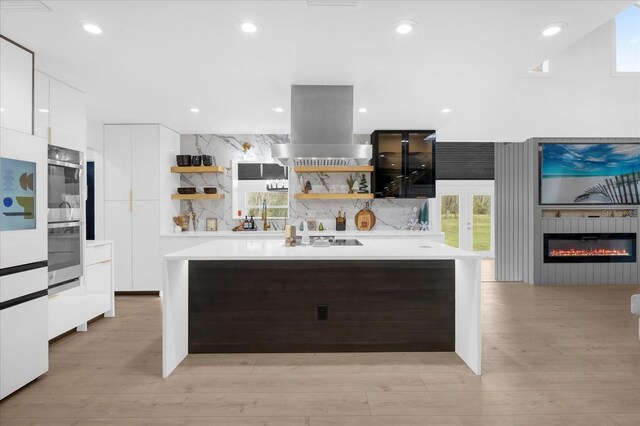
[294,193,374,200]
[171,166,225,173]
[171,193,225,200]
[293,165,374,173]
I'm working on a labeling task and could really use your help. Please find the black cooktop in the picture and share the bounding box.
[296,236,363,246]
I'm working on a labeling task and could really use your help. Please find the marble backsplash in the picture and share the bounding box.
[179,134,430,231]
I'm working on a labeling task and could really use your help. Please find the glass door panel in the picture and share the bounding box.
[374,133,403,198]
[471,194,492,253]
[440,194,460,248]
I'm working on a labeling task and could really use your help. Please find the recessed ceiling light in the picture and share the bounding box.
[395,20,416,35]
[240,21,258,33]
[273,107,284,113]
[441,108,452,113]
[358,107,367,113]
[189,107,200,113]
[82,22,102,34]
[38,108,49,113]
[542,23,566,37]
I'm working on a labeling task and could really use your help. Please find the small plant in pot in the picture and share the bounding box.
[346,174,356,194]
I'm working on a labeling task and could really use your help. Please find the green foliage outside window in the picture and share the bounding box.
[246,192,289,218]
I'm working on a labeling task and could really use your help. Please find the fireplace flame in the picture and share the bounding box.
[550,248,630,257]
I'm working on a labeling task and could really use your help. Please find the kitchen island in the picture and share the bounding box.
[162,238,481,378]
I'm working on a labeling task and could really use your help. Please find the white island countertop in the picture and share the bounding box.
[162,237,481,378]
[165,237,477,261]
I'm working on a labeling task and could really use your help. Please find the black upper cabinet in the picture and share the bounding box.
[371,130,436,199]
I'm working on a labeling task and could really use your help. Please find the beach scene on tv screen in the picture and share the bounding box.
[541,143,639,205]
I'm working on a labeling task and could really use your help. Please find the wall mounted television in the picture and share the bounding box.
[539,143,639,205]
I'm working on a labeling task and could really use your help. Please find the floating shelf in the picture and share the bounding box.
[294,193,374,200]
[293,165,374,173]
[171,193,225,200]
[171,166,225,173]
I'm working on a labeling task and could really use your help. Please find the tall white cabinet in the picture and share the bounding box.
[104,124,179,292]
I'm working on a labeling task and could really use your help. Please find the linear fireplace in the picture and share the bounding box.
[544,233,637,264]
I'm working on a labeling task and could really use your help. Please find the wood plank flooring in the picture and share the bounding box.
[1,261,639,425]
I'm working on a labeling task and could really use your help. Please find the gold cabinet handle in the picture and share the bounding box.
[48,127,52,144]
[129,189,133,212]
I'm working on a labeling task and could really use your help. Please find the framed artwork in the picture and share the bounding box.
[539,143,639,205]
[206,218,218,231]
[1,157,36,231]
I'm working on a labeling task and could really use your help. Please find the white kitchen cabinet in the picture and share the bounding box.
[104,124,179,291]
[132,201,161,291]
[48,280,87,340]
[105,200,133,291]
[0,294,48,400]
[0,36,33,135]
[33,71,49,139]
[104,125,132,201]
[85,241,115,319]
[49,78,86,151]
[131,126,160,200]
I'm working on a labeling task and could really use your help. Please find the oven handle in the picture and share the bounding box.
[48,279,81,296]
[48,159,83,169]
[48,221,82,229]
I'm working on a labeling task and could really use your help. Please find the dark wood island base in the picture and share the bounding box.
[188,260,455,353]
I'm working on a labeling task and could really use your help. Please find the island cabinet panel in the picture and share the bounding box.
[188,260,455,353]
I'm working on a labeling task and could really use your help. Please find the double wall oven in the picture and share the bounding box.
[47,145,84,294]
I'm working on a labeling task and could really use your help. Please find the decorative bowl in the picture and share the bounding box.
[202,155,213,166]
[177,187,197,194]
[176,155,191,167]
[191,155,202,166]
[203,187,217,194]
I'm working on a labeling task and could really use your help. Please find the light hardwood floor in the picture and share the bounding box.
[1,261,639,425]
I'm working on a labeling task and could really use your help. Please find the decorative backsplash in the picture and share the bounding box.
[179,134,430,231]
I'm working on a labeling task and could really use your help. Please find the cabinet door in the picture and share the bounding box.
[405,132,436,198]
[48,281,86,340]
[372,132,404,198]
[131,125,159,200]
[132,200,160,291]
[33,71,49,139]
[0,37,33,135]
[86,260,112,319]
[104,125,132,201]
[49,79,86,151]
[0,296,48,399]
[105,200,132,291]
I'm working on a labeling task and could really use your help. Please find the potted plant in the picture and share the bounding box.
[346,174,356,194]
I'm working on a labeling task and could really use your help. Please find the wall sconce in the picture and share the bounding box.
[242,142,252,153]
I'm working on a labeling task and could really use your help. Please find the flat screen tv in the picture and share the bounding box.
[539,143,639,205]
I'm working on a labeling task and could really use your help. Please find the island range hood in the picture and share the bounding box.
[271,85,372,167]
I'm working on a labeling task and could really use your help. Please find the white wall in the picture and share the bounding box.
[439,20,640,142]
[85,119,104,240]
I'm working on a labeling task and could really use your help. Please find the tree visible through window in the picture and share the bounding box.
[246,192,289,218]
[616,5,640,72]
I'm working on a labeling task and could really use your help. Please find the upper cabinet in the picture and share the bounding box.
[33,71,86,152]
[371,130,436,199]
[0,36,34,135]
[33,71,49,138]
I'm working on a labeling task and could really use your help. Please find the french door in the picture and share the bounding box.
[436,181,494,258]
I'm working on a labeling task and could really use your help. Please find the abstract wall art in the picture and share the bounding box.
[0,157,36,230]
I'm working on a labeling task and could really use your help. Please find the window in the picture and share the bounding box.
[615,5,640,72]
[246,191,289,219]
[529,59,550,74]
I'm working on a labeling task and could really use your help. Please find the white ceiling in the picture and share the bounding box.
[0,0,635,139]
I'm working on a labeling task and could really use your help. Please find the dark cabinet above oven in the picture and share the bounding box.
[371,130,436,199]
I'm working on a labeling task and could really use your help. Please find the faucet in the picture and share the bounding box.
[262,198,270,231]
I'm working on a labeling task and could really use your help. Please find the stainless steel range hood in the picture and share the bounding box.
[271,85,372,167]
